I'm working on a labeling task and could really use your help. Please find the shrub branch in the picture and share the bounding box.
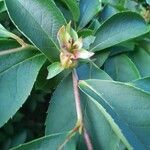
[72,69,93,150]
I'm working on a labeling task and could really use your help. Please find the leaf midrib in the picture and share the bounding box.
[7,0,60,51]
[80,80,150,148]
[91,26,148,51]
[86,95,132,149]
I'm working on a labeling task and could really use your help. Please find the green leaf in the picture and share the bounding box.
[80,95,131,150]
[78,0,101,29]
[0,46,46,127]
[45,62,111,134]
[5,0,66,61]
[88,19,101,33]
[104,54,141,82]
[99,5,118,22]
[124,0,138,12]
[47,62,64,79]
[11,133,77,150]
[79,79,150,150]
[0,23,11,38]
[0,24,18,39]
[109,41,135,56]
[45,67,114,149]
[102,0,126,10]
[35,62,70,92]
[129,48,150,77]
[146,0,150,5]
[0,39,20,51]
[82,36,95,49]
[130,77,150,93]
[0,24,26,46]
[61,0,80,21]
[0,24,18,41]
[78,28,93,38]
[0,23,7,31]
[90,63,112,80]
[45,75,76,134]
[91,12,150,52]
[54,0,72,22]
[94,51,110,67]
[77,63,112,80]
[139,40,150,54]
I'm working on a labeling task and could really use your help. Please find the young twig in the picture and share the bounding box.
[72,69,83,124]
[58,69,93,150]
[83,127,93,150]
[72,69,93,150]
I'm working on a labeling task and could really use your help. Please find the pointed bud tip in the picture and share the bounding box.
[75,50,94,59]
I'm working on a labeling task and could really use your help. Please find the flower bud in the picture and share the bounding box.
[57,22,94,69]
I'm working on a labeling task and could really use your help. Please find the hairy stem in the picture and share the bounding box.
[72,69,93,150]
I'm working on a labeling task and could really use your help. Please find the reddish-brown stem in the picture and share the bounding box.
[72,69,93,150]
[72,69,83,122]
[83,128,93,150]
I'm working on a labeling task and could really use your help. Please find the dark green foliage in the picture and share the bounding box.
[0,0,150,149]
